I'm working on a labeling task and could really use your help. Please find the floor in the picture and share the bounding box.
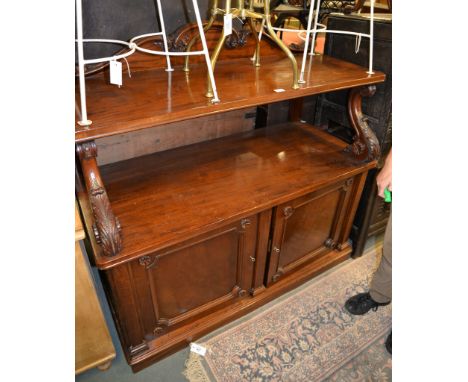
[76,234,383,382]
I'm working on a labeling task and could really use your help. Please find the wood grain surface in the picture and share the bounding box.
[92,122,375,269]
[76,54,384,142]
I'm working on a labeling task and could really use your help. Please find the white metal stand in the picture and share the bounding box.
[267,0,376,84]
[75,0,220,127]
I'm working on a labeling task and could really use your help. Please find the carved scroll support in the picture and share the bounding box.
[346,85,381,162]
[77,141,122,257]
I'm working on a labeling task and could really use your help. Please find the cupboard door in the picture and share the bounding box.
[266,178,354,285]
[113,214,258,349]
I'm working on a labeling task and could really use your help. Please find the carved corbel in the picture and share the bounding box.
[77,141,122,257]
[346,85,381,162]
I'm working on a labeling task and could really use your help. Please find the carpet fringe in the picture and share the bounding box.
[182,351,211,382]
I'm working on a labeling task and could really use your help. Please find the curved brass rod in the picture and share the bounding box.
[248,18,261,67]
[263,1,299,89]
[183,0,219,72]
[205,0,233,97]
[205,31,227,98]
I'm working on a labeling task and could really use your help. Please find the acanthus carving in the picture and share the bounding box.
[346,85,381,162]
[154,22,250,53]
[77,141,123,257]
[75,21,251,77]
[225,26,250,49]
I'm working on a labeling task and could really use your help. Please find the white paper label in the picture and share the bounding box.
[224,14,232,37]
[274,88,286,93]
[190,343,207,356]
[110,60,122,86]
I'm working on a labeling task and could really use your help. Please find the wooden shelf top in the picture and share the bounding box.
[94,123,375,268]
[76,54,385,142]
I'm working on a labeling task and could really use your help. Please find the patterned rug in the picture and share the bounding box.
[183,247,392,382]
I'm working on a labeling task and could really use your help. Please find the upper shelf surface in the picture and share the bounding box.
[75,54,385,142]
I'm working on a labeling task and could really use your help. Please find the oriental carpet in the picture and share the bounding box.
[183,246,392,382]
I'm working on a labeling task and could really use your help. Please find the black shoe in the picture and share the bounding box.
[344,292,390,315]
[385,331,392,355]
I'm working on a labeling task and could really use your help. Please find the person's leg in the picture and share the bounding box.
[345,213,392,315]
[369,212,392,303]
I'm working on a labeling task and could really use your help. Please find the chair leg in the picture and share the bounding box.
[274,14,287,40]
[299,14,308,31]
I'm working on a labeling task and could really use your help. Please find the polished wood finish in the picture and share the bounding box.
[77,122,375,370]
[130,245,352,372]
[75,204,115,374]
[76,36,385,371]
[266,179,355,285]
[87,123,374,269]
[346,85,381,161]
[102,215,258,358]
[95,107,256,166]
[75,54,384,142]
[77,142,122,257]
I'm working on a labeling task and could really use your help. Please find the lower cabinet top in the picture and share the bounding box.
[82,123,373,268]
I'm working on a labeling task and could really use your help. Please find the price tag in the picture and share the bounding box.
[110,60,122,87]
[190,342,207,356]
[224,14,232,37]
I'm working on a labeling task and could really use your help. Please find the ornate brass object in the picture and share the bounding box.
[184,0,300,97]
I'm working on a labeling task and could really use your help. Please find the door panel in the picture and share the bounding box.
[149,228,241,321]
[279,190,341,268]
[266,179,354,285]
[128,215,258,338]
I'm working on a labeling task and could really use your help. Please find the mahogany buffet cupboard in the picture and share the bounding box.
[75,32,385,372]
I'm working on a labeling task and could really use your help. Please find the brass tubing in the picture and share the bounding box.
[183,14,217,72]
[237,0,244,13]
[249,18,261,67]
[205,31,227,97]
[263,1,299,89]
[206,0,232,97]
